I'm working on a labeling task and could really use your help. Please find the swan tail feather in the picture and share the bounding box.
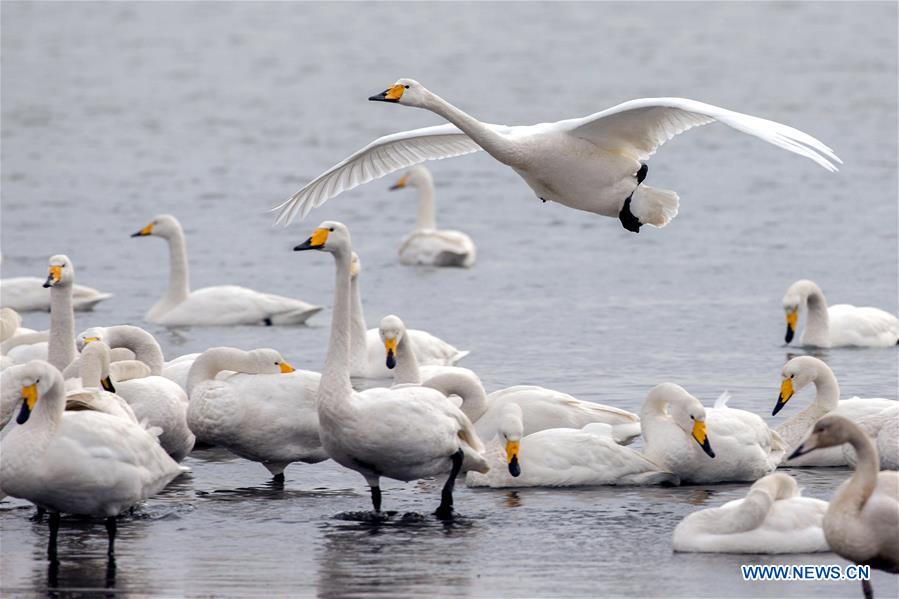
[611,421,642,445]
[714,390,732,409]
[630,185,679,228]
[267,306,324,325]
[451,350,471,364]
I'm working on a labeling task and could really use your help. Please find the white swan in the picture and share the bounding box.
[672,472,829,553]
[294,221,487,516]
[186,347,325,479]
[274,79,839,233]
[0,308,44,371]
[0,267,111,312]
[347,250,468,378]
[782,280,899,347]
[378,314,477,385]
[776,356,897,467]
[64,341,139,423]
[790,415,899,598]
[387,166,476,267]
[642,384,784,483]
[80,335,195,462]
[466,403,675,488]
[131,214,322,326]
[0,361,185,558]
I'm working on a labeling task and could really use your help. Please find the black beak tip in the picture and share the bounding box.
[785,328,795,343]
[388,184,400,191]
[42,282,51,288]
[368,94,383,102]
[386,352,396,369]
[772,400,785,416]
[293,238,315,251]
[130,232,141,238]
[788,446,804,460]
[16,403,30,425]
[702,441,715,459]
[508,456,521,478]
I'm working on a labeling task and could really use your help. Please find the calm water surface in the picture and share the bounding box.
[1,2,897,597]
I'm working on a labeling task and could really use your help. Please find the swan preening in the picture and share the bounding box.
[672,472,828,553]
[0,361,185,558]
[132,214,322,326]
[274,79,839,233]
[776,356,897,468]
[790,416,899,599]
[782,280,899,348]
[389,166,476,267]
[294,221,487,517]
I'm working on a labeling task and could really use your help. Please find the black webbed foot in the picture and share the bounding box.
[636,163,648,184]
[618,197,642,233]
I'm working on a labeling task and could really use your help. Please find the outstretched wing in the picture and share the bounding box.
[273,124,483,225]
[559,97,841,170]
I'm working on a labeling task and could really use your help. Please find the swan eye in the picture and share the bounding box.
[404,85,410,89]
[690,415,694,420]
[329,227,334,232]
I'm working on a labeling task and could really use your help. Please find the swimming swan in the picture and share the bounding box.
[0,361,185,558]
[672,472,828,553]
[388,166,476,267]
[0,259,111,312]
[790,415,899,598]
[642,384,784,483]
[185,347,325,479]
[294,221,487,517]
[274,79,839,233]
[782,280,899,347]
[775,356,896,467]
[131,214,322,326]
[466,403,675,488]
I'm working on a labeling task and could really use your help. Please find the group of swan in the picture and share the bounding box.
[274,79,839,233]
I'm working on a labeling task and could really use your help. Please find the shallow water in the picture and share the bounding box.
[1,1,897,597]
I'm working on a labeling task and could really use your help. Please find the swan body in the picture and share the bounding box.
[346,252,468,378]
[844,405,899,471]
[388,166,476,267]
[186,347,325,476]
[642,384,784,484]
[0,277,111,312]
[0,308,41,343]
[274,80,839,234]
[132,214,322,326]
[782,280,899,348]
[672,473,829,553]
[776,356,897,467]
[790,415,899,597]
[294,221,486,515]
[466,403,675,488]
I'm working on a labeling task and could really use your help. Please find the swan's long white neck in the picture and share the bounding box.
[187,348,257,395]
[30,369,66,432]
[348,274,368,374]
[47,283,76,371]
[640,394,674,444]
[391,332,421,385]
[320,249,355,410]
[105,326,165,376]
[799,281,830,346]
[413,177,437,230]
[803,362,841,416]
[161,226,191,307]
[423,371,489,423]
[421,91,516,164]
[79,347,109,389]
[830,429,879,518]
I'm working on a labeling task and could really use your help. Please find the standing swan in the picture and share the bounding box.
[388,166,476,267]
[0,361,185,559]
[672,472,829,553]
[775,356,896,467]
[131,214,322,326]
[294,221,487,517]
[274,80,839,232]
[790,416,899,598]
[782,280,899,347]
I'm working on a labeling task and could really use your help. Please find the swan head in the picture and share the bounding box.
[250,348,295,374]
[43,255,74,289]
[789,414,858,460]
[76,326,106,352]
[774,356,821,415]
[649,383,715,458]
[389,165,433,191]
[350,252,361,280]
[782,280,817,343]
[293,221,351,256]
[497,403,523,477]
[131,214,181,239]
[369,78,427,108]
[378,314,406,370]
[13,361,59,425]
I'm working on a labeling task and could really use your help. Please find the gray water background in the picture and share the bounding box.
[1,1,897,597]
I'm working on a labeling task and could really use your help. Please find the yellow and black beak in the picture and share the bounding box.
[369,84,405,103]
[784,309,798,343]
[101,376,116,393]
[506,440,521,477]
[384,338,397,369]
[293,227,330,251]
[43,265,61,288]
[691,420,715,458]
[131,222,154,238]
[17,383,38,425]
[773,378,794,416]
[279,361,295,374]
[389,175,408,191]
[82,336,100,345]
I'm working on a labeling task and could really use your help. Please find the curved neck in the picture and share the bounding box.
[48,284,75,371]
[423,371,489,423]
[831,429,880,516]
[187,348,258,395]
[810,363,840,412]
[163,228,191,305]
[106,326,165,375]
[414,181,437,230]
[348,275,368,373]
[321,250,354,400]
[79,348,109,389]
[802,283,830,345]
[391,333,422,385]
[421,91,514,163]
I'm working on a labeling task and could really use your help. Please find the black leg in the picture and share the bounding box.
[636,163,648,184]
[370,486,382,512]
[31,506,46,522]
[273,472,285,483]
[105,517,117,557]
[435,450,464,519]
[48,512,60,561]
[861,578,873,599]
